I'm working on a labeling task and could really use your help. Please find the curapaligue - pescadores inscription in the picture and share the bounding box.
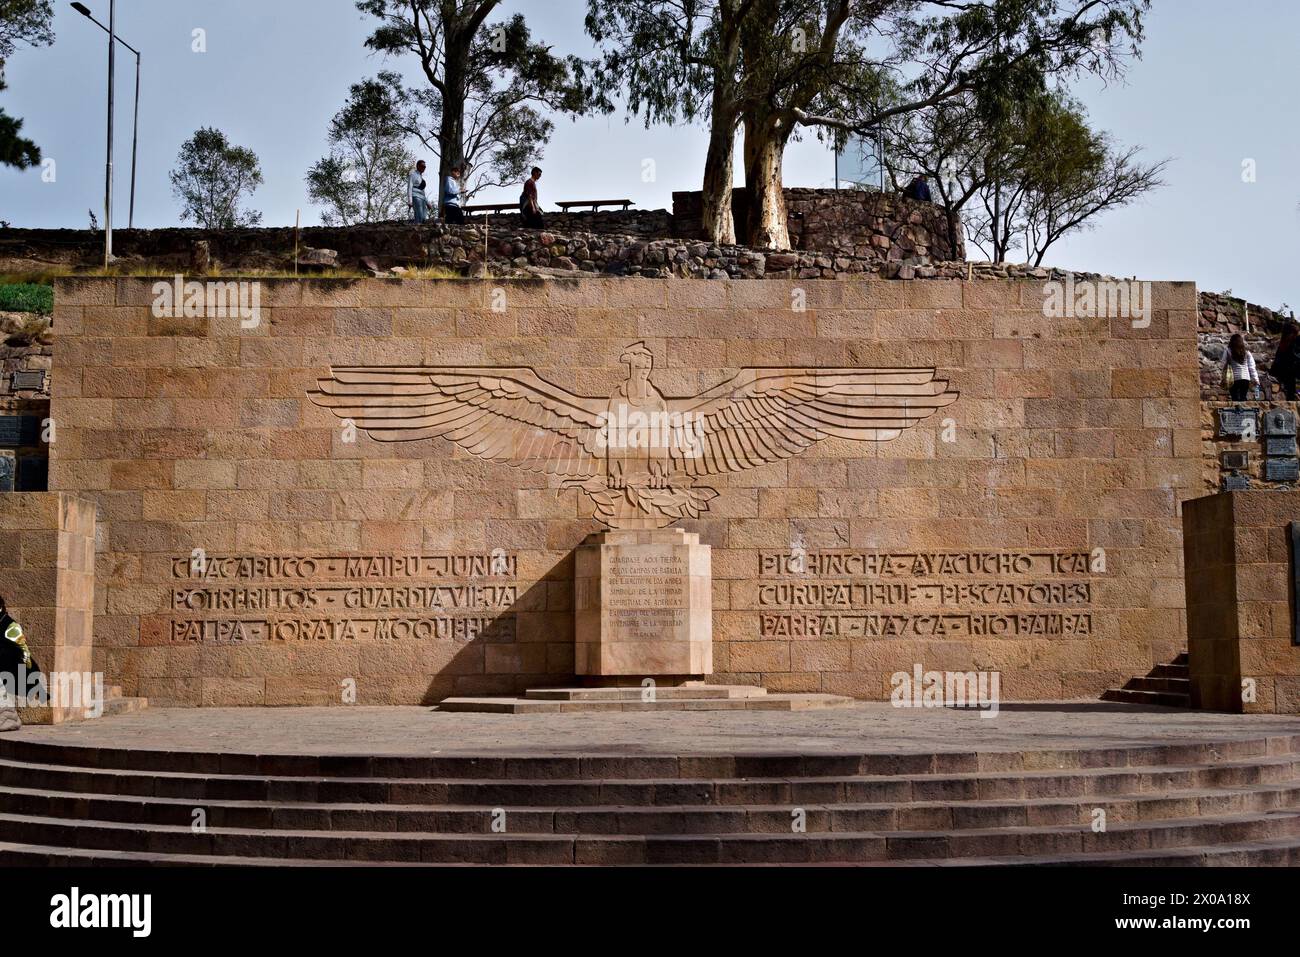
[755,549,1099,639]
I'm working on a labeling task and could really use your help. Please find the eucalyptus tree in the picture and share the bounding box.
[358,1,605,207]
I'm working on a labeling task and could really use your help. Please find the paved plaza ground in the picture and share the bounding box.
[14,702,1300,757]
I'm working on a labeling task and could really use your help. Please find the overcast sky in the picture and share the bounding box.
[1,0,1297,307]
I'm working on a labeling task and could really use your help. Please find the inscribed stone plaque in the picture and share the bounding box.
[9,371,44,393]
[1222,450,1250,471]
[1217,407,1257,439]
[0,415,40,448]
[1265,458,1300,482]
[574,528,711,676]
[1222,472,1251,492]
[1263,408,1297,437]
[1266,437,1297,458]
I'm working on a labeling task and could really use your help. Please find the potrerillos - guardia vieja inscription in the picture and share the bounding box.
[48,277,1200,705]
[169,551,518,644]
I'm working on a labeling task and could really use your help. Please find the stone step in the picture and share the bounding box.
[522,684,770,701]
[1122,676,1191,694]
[3,754,1298,807]
[7,833,1297,868]
[0,841,355,867]
[2,808,1298,864]
[934,835,1300,867]
[5,780,1299,834]
[1100,688,1191,708]
[15,685,148,725]
[1150,663,1190,679]
[438,692,855,713]
[5,735,1295,778]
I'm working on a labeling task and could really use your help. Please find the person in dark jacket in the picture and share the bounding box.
[1271,324,1300,401]
[903,175,932,202]
[520,166,544,228]
[0,595,41,731]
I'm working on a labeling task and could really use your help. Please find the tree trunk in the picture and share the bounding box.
[701,117,736,246]
[742,114,790,250]
[438,48,469,215]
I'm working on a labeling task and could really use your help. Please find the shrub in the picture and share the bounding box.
[0,282,53,315]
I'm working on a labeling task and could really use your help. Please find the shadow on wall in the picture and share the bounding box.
[424,554,576,703]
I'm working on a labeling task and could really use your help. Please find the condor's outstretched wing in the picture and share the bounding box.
[309,367,608,479]
[666,368,958,477]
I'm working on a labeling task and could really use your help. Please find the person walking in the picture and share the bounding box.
[0,595,40,732]
[442,163,465,224]
[1271,323,1299,401]
[409,160,430,224]
[1222,333,1259,402]
[520,166,544,228]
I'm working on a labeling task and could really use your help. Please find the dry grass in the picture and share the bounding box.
[2,313,53,347]
[0,264,466,282]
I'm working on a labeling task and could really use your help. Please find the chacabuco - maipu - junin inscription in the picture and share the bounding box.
[310,342,959,529]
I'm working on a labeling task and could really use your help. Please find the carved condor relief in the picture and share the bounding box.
[309,342,959,529]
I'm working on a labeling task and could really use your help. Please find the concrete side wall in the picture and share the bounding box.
[0,492,96,722]
[1184,491,1300,713]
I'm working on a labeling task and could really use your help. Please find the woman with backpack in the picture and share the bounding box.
[1222,334,1258,402]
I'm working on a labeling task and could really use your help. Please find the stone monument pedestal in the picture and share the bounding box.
[574,528,712,678]
[440,527,855,713]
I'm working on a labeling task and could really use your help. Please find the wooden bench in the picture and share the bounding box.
[555,199,635,212]
[462,202,519,215]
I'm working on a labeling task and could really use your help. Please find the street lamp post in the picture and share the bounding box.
[72,2,141,253]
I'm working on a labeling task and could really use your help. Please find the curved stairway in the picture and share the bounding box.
[2,734,1300,865]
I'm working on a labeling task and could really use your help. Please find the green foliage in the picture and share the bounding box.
[357,1,607,197]
[586,0,1153,248]
[886,87,1166,264]
[0,0,54,169]
[0,0,52,58]
[169,127,264,229]
[306,78,416,225]
[0,280,53,315]
[0,96,40,169]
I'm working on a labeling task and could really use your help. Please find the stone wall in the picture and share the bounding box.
[0,313,52,491]
[1183,491,1300,713]
[1197,291,1295,400]
[672,188,964,262]
[0,493,97,723]
[49,276,1199,707]
[1200,400,1300,493]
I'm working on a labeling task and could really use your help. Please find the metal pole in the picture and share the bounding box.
[104,0,115,266]
[71,5,140,230]
[129,51,139,229]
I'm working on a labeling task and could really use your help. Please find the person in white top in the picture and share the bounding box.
[1222,334,1259,401]
[409,160,429,224]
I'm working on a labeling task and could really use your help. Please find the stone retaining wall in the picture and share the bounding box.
[672,187,964,262]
